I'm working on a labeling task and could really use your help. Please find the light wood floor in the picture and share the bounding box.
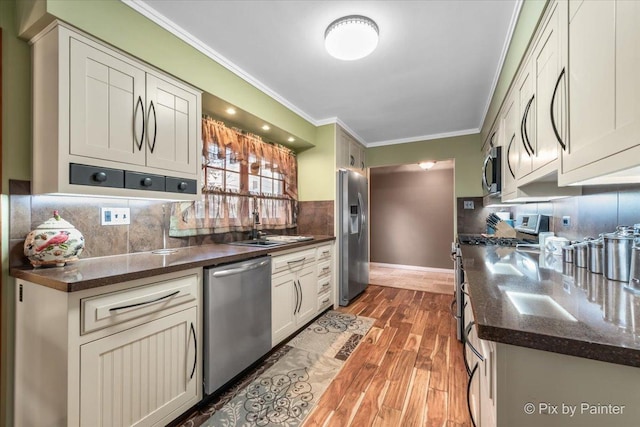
[303,284,471,427]
[369,264,454,295]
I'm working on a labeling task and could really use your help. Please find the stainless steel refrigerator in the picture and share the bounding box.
[338,169,369,306]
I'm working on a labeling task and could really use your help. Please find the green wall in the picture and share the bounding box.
[367,133,484,198]
[481,0,548,140]
[297,124,336,202]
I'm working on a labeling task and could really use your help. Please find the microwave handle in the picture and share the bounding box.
[482,153,492,193]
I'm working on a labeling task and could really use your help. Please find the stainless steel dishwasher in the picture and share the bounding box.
[204,256,272,395]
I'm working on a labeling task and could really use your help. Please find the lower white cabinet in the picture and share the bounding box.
[15,268,202,427]
[271,242,334,346]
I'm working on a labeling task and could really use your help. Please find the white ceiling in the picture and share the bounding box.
[127,0,521,147]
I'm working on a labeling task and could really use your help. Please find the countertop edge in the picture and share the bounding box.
[477,323,640,368]
[11,236,336,292]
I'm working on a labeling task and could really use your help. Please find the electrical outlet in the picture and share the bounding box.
[463,200,475,210]
[101,208,131,225]
[562,216,570,227]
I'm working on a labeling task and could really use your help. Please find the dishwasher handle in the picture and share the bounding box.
[210,258,271,278]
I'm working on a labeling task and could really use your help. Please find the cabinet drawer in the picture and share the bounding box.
[124,171,165,191]
[317,276,331,295]
[316,244,332,261]
[69,163,124,188]
[81,273,198,334]
[317,260,331,278]
[317,293,332,310]
[166,177,198,194]
[271,249,317,274]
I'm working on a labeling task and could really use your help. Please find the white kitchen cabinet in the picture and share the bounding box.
[337,127,366,174]
[32,21,201,199]
[531,0,567,175]
[501,92,519,200]
[271,242,335,346]
[560,0,640,185]
[80,307,198,427]
[515,59,535,179]
[14,268,202,427]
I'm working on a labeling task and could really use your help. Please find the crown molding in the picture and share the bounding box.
[366,128,479,148]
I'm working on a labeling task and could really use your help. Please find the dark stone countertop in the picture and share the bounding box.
[10,236,335,292]
[461,244,640,368]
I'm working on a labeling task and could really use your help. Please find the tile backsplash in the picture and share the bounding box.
[8,194,332,268]
[457,185,640,241]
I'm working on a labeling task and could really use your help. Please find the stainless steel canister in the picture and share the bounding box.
[562,245,574,263]
[574,241,590,269]
[604,226,635,282]
[588,238,604,274]
[627,237,640,291]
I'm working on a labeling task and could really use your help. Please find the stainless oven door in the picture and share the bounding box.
[482,146,502,196]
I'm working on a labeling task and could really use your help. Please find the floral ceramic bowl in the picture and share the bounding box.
[24,210,85,267]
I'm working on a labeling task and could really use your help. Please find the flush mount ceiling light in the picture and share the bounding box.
[261,124,270,131]
[324,15,379,61]
[419,161,436,170]
[225,107,236,115]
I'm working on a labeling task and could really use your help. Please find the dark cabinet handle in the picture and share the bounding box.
[520,102,531,157]
[464,321,485,362]
[94,172,108,183]
[142,177,153,187]
[550,67,567,151]
[293,279,299,315]
[296,280,302,314]
[450,298,459,319]
[506,134,516,179]
[349,155,355,166]
[134,96,145,151]
[523,94,535,155]
[147,100,157,154]
[467,363,479,427]
[361,161,365,170]
[489,131,496,148]
[178,181,188,191]
[109,290,180,312]
[189,322,197,380]
[463,338,472,377]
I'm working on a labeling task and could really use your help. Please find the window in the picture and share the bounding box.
[169,117,297,237]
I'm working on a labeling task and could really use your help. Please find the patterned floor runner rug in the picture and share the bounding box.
[179,310,374,427]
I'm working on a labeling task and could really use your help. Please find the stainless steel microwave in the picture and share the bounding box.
[482,146,502,196]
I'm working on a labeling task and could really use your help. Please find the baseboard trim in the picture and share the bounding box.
[370,262,454,274]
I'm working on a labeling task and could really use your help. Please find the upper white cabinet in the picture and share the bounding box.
[532,0,567,174]
[501,92,519,200]
[32,22,201,199]
[337,127,366,174]
[560,0,640,185]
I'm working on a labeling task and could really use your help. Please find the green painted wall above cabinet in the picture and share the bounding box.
[367,133,483,197]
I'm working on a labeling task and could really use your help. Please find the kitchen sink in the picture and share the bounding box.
[229,239,287,247]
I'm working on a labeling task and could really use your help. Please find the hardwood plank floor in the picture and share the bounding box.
[303,284,471,427]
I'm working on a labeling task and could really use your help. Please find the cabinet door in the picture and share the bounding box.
[564,0,640,177]
[348,139,360,170]
[337,129,350,169]
[69,37,146,166]
[516,60,535,178]
[80,307,198,427]
[145,73,199,175]
[272,272,297,346]
[296,265,317,325]
[501,93,519,198]
[533,0,566,172]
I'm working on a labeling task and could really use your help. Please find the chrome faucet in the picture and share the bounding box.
[250,196,261,240]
